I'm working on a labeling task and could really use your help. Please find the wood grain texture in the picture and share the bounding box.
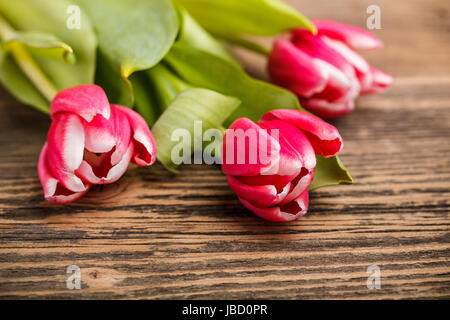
[0,0,449,299]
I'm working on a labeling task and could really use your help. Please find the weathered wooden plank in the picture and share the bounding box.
[0,0,449,299]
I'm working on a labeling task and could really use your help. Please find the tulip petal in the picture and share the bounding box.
[311,58,356,102]
[314,20,383,50]
[82,115,115,154]
[46,113,87,192]
[222,118,281,177]
[259,120,316,172]
[291,29,356,79]
[228,176,291,208]
[320,36,374,93]
[113,105,156,167]
[321,36,370,74]
[105,143,134,182]
[76,143,133,184]
[268,38,328,97]
[355,68,374,93]
[239,190,309,222]
[38,143,90,203]
[300,98,355,119]
[280,168,314,205]
[362,66,394,94]
[83,105,131,166]
[236,120,314,189]
[237,173,292,192]
[261,109,343,157]
[50,85,110,122]
[302,69,360,119]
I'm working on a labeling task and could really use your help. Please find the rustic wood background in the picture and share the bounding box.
[0,0,449,299]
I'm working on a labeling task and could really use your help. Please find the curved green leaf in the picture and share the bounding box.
[0,47,49,113]
[176,7,235,62]
[152,88,240,172]
[175,0,315,36]
[0,0,97,90]
[309,156,354,190]
[75,0,178,79]
[4,31,75,64]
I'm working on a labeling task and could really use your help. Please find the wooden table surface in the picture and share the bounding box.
[0,0,449,299]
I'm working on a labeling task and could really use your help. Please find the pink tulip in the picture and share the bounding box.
[38,85,156,203]
[268,20,393,119]
[222,109,343,222]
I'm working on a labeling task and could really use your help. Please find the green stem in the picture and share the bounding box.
[0,15,57,101]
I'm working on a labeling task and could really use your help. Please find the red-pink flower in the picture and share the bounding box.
[268,20,393,119]
[222,109,343,222]
[38,85,156,203]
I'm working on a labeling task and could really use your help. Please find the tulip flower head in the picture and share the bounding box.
[268,20,393,119]
[222,109,343,222]
[38,85,156,203]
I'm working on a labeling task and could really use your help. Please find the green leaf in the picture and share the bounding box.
[176,7,235,63]
[152,88,241,172]
[130,72,160,127]
[309,156,354,190]
[0,0,97,90]
[75,0,178,79]
[3,31,75,64]
[147,63,191,111]
[95,49,132,107]
[0,47,49,113]
[165,42,305,125]
[174,0,315,36]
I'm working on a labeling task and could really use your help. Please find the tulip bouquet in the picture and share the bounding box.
[0,0,391,221]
